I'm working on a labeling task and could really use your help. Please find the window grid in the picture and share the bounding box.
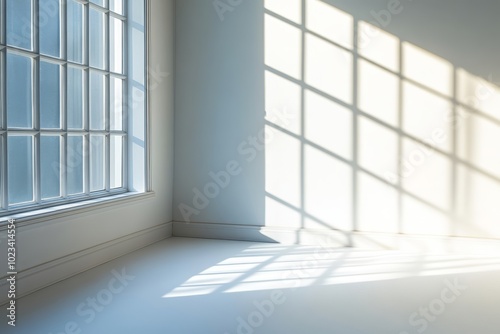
[0,0,128,215]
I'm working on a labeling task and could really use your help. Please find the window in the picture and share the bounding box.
[0,0,147,216]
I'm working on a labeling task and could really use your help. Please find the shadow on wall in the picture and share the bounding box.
[263,0,500,242]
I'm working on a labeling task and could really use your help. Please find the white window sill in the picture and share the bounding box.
[0,191,156,230]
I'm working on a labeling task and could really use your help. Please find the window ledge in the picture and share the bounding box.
[0,191,156,230]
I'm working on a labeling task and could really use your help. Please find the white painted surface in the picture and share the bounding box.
[174,0,500,240]
[2,238,500,333]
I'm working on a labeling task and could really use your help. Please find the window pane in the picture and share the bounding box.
[110,0,123,15]
[89,8,105,69]
[110,17,123,73]
[0,51,4,129]
[67,0,84,64]
[90,71,105,130]
[6,0,32,50]
[39,0,61,57]
[90,0,106,8]
[90,135,105,191]
[7,53,32,128]
[110,135,122,188]
[8,136,33,204]
[41,135,61,199]
[68,66,84,129]
[110,77,123,130]
[67,135,84,195]
[40,61,61,129]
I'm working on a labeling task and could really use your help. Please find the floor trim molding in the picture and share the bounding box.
[173,221,500,253]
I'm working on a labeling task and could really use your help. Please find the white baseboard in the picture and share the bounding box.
[173,221,500,254]
[0,222,172,306]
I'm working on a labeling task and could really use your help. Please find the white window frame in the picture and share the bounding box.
[0,0,150,220]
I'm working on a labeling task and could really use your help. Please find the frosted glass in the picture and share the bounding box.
[90,0,106,7]
[110,0,124,15]
[7,53,32,128]
[67,135,84,195]
[6,0,32,50]
[110,17,123,73]
[8,136,33,204]
[89,8,105,69]
[67,66,84,129]
[39,0,61,57]
[90,71,105,130]
[110,77,123,130]
[110,135,123,188]
[90,135,105,191]
[41,136,61,199]
[67,0,84,64]
[40,61,61,129]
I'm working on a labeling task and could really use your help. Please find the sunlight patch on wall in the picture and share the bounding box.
[358,21,399,72]
[358,58,399,127]
[457,110,500,179]
[401,195,451,236]
[456,165,500,239]
[265,71,302,135]
[401,138,451,211]
[264,0,302,24]
[304,145,352,230]
[265,128,301,208]
[265,195,302,229]
[305,33,352,104]
[357,172,399,233]
[306,0,353,49]
[358,116,398,183]
[403,42,453,97]
[304,89,353,160]
[457,68,500,121]
[265,14,302,79]
[402,81,453,153]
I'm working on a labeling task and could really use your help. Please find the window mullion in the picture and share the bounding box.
[0,0,5,46]
[105,7,110,191]
[33,55,41,204]
[0,134,7,210]
[61,63,68,199]
[0,49,4,130]
[84,1,90,195]
[32,0,39,53]
[122,0,128,191]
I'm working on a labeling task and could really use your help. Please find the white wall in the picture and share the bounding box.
[174,0,500,242]
[0,0,175,303]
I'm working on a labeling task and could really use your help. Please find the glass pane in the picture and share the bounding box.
[40,61,61,129]
[0,52,4,129]
[0,0,4,45]
[110,17,123,73]
[39,0,61,57]
[110,0,123,15]
[7,53,32,128]
[41,135,61,199]
[110,135,122,188]
[90,135,105,191]
[68,66,84,129]
[6,0,32,50]
[90,71,105,130]
[89,8,105,69]
[67,0,83,64]
[8,136,33,204]
[110,77,123,130]
[90,0,106,8]
[67,135,84,195]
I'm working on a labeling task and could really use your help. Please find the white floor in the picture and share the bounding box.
[2,237,500,334]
